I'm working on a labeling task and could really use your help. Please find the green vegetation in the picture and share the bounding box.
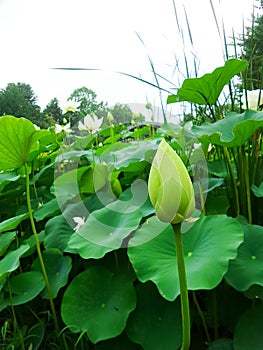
[0,9,263,350]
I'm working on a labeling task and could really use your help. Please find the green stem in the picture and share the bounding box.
[197,177,206,216]
[173,223,191,350]
[7,279,25,350]
[242,148,252,224]
[193,292,211,343]
[110,125,115,144]
[223,147,240,216]
[25,163,59,334]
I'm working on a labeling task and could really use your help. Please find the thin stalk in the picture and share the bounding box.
[242,147,252,223]
[173,223,191,350]
[223,147,240,216]
[25,163,59,334]
[197,177,206,216]
[193,292,211,344]
[7,279,25,350]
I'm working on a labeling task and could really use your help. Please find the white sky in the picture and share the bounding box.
[0,0,260,118]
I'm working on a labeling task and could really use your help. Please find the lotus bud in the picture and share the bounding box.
[107,111,114,123]
[148,139,195,224]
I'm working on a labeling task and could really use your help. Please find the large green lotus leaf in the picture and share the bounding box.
[0,231,16,256]
[4,271,45,306]
[233,305,263,350]
[128,215,243,301]
[126,282,182,350]
[0,116,41,170]
[61,266,136,343]
[44,193,113,252]
[67,199,142,259]
[33,198,60,222]
[44,215,74,251]
[54,166,88,206]
[99,140,158,169]
[0,213,29,232]
[225,224,263,291]
[31,248,72,298]
[0,245,30,280]
[189,110,263,147]
[167,59,248,106]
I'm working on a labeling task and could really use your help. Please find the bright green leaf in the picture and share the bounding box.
[189,110,263,147]
[0,245,30,279]
[0,116,40,169]
[33,198,60,221]
[128,215,243,301]
[167,59,248,106]
[0,231,16,256]
[61,266,136,343]
[68,199,142,259]
[0,212,29,232]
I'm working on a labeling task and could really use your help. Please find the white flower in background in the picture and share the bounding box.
[55,123,72,134]
[61,100,80,114]
[73,217,85,232]
[33,124,40,130]
[78,114,103,133]
[241,89,263,110]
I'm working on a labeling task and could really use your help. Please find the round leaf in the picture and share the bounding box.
[0,116,39,169]
[225,224,263,291]
[31,248,72,298]
[233,305,263,350]
[61,266,136,343]
[5,271,45,305]
[190,110,263,147]
[0,245,30,279]
[68,199,143,259]
[126,282,182,350]
[128,215,243,301]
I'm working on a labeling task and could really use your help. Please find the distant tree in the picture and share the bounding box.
[42,97,63,123]
[0,82,41,124]
[68,87,107,123]
[241,14,263,89]
[132,112,145,124]
[107,103,133,124]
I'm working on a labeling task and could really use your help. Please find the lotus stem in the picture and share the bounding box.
[173,223,191,350]
[223,147,240,216]
[25,163,59,334]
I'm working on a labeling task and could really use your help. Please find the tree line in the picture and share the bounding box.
[0,83,145,128]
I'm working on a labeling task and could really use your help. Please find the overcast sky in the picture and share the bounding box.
[0,0,260,119]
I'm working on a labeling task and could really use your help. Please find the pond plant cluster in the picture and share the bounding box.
[0,59,263,350]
